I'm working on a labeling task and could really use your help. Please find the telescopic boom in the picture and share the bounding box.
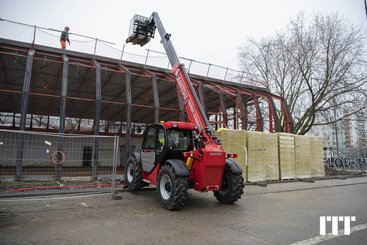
[126,12,218,144]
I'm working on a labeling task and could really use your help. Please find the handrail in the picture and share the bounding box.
[0,17,261,86]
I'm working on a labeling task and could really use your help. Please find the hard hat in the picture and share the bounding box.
[64,26,70,30]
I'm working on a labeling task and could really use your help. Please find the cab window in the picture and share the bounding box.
[166,129,193,151]
[142,126,155,149]
[157,127,165,149]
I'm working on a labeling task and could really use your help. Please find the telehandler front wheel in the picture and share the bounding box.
[125,157,143,191]
[157,165,188,210]
[214,167,244,204]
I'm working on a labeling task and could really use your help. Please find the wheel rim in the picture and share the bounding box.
[160,174,172,200]
[127,163,134,183]
[219,173,230,195]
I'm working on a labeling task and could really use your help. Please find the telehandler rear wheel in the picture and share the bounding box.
[214,167,244,204]
[157,165,188,210]
[125,157,143,191]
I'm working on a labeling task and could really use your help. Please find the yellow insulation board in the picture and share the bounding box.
[217,129,279,182]
[310,136,325,177]
[216,128,247,179]
[246,131,266,182]
[278,133,296,179]
[217,129,324,181]
[295,135,312,178]
[262,133,279,180]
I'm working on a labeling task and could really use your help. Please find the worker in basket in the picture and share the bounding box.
[60,26,70,49]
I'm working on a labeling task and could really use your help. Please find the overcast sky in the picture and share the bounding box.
[1,0,366,69]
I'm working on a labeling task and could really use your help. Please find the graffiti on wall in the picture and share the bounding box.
[324,157,367,171]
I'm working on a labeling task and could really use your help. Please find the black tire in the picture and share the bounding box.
[157,165,188,210]
[125,157,143,191]
[214,167,244,204]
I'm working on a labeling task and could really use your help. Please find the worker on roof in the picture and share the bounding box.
[60,26,70,49]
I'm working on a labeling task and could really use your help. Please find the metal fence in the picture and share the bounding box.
[0,18,251,85]
[0,129,121,195]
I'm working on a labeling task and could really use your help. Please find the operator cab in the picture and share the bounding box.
[140,122,197,173]
[164,128,194,163]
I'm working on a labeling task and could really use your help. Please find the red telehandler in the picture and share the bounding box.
[125,12,244,210]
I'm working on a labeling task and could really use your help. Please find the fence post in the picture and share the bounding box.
[224,67,229,80]
[206,63,212,77]
[93,38,98,59]
[120,44,125,61]
[188,59,193,73]
[111,135,118,195]
[32,25,36,45]
[145,49,150,65]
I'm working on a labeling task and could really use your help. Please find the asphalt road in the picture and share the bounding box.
[0,177,366,245]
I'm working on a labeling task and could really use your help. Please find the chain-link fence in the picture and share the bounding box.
[0,129,121,196]
[0,18,253,85]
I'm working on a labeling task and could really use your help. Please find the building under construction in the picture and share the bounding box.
[0,19,293,179]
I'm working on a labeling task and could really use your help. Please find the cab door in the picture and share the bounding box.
[155,125,166,165]
[141,125,166,173]
[141,125,156,172]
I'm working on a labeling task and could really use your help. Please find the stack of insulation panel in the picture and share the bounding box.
[278,133,296,180]
[216,129,325,182]
[216,128,247,179]
[262,132,279,181]
[246,131,266,182]
[310,136,325,177]
[294,135,312,178]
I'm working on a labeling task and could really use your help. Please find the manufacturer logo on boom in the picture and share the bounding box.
[175,70,189,100]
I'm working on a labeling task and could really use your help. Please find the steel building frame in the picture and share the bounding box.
[0,38,293,178]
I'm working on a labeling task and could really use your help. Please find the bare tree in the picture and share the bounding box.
[239,12,367,134]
